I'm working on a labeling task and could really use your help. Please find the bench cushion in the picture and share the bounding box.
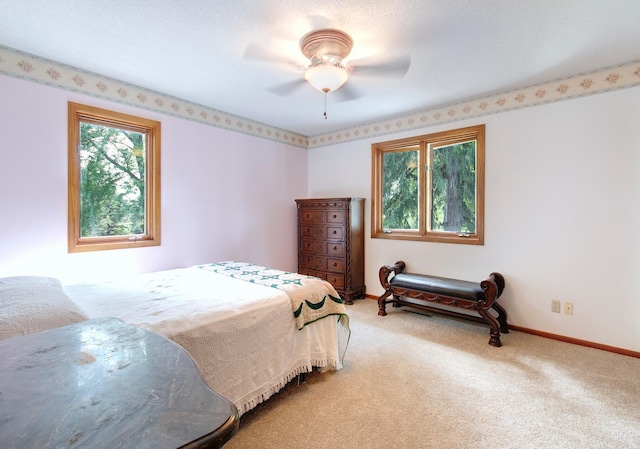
[390,273,486,302]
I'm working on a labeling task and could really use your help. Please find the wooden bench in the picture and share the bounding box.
[377,261,508,347]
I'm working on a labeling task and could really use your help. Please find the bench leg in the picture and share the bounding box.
[478,309,502,347]
[377,290,392,316]
[492,302,509,334]
[488,334,502,347]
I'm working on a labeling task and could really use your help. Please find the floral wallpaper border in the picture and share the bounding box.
[308,59,640,148]
[1,45,638,150]
[0,45,308,148]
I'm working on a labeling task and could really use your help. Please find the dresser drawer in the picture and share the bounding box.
[325,273,345,290]
[326,258,344,273]
[301,225,315,238]
[326,226,344,240]
[300,210,315,223]
[301,238,315,253]
[326,210,344,223]
[327,242,344,256]
[300,254,315,269]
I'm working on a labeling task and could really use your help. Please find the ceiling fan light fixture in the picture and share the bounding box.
[304,65,348,93]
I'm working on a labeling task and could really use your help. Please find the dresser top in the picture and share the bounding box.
[295,197,364,208]
[295,197,364,201]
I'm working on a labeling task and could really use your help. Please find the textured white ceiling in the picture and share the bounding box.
[1,0,639,137]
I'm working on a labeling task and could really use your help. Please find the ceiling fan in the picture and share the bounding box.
[244,28,411,117]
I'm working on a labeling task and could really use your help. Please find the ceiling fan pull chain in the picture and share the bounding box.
[323,88,329,119]
[324,91,328,119]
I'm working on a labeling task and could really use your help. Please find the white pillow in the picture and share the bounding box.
[0,276,89,341]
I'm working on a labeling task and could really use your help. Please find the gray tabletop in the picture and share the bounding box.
[0,317,238,449]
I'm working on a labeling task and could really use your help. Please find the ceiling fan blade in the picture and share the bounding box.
[243,43,302,69]
[267,78,307,96]
[347,54,411,79]
[333,83,365,102]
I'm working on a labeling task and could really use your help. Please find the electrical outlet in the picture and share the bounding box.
[564,302,574,315]
[551,300,561,313]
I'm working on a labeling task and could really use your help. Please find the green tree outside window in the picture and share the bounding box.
[68,102,161,253]
[372,125,484,245]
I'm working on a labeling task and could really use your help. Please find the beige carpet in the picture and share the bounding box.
[224,299,640,449]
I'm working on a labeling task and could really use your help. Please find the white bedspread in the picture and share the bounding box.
[65,266,345,415]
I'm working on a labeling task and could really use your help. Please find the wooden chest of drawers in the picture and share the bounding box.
[295,197,365,304]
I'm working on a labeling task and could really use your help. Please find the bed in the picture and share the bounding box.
[0,261,350,416]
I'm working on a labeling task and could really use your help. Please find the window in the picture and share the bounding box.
[68,102,161,252]
[371,124,484,244]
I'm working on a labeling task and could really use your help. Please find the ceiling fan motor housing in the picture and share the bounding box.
[301,29,353,67]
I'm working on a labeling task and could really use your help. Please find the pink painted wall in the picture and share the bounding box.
[0,75,308,283]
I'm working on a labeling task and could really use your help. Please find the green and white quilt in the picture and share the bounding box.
[199,261,349,331]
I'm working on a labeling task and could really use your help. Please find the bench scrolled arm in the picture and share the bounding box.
[479,273,505,309]
[378,260,406,290]
[479,278,498,309]
[489,272,505,297]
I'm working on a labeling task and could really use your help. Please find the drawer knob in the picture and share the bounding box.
[333,230,337,234]
[333,262,337,266]
[333,214,337,218]
[333,246,337,250]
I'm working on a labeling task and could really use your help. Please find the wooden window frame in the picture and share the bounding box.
[68,102,161,253]
[371,124,485,245]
